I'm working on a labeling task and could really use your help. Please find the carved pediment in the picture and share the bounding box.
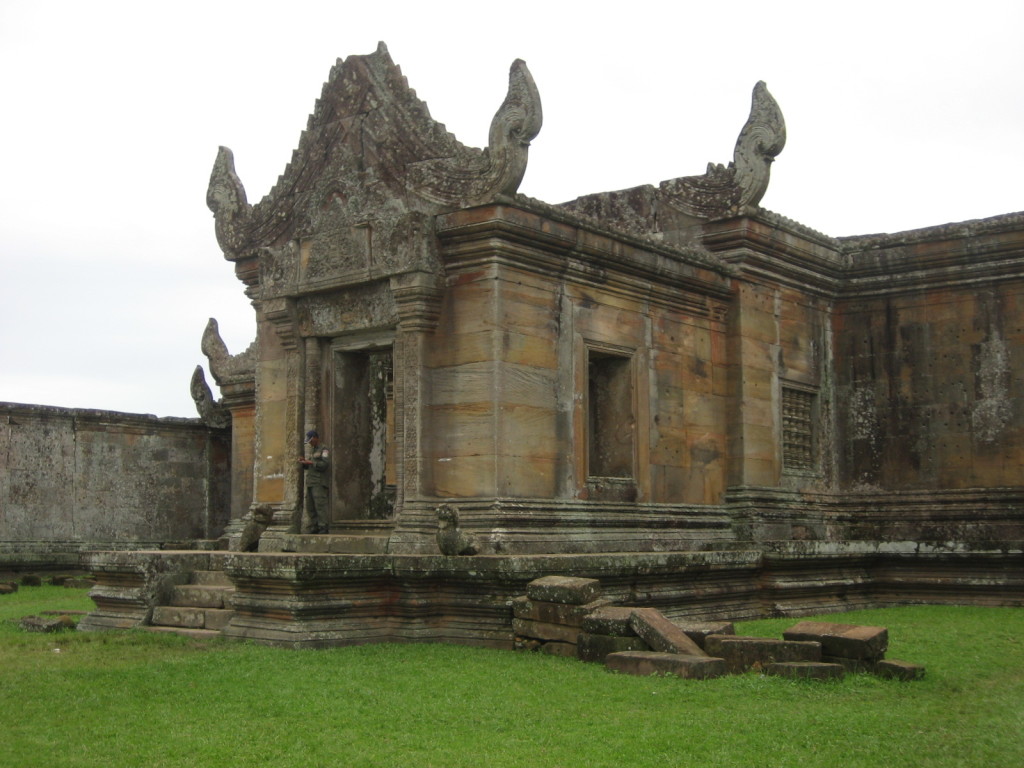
[207,42,542,269]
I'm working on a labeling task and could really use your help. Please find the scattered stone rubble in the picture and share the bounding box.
[0,572,96,595]
[513,576,926,681]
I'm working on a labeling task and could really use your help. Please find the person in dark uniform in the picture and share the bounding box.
[299,429,330,534]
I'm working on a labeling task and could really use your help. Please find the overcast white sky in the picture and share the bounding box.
[1,0,1021,418]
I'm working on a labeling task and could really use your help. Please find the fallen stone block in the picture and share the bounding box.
[675,621,736,650]
[525,576,601,605]
[20,615,76,632]
[0,582,18,595]
[577,632,650,663]
[766,661,845,680]
[606,651,726,680]
[874,659,926,681]
[512,596,612,626]
[783,621,888,660]
[705,635,821,673]
[512,618,579,644]
[581,606,638,637]
[630,608,707,657]
[20,574,43,587]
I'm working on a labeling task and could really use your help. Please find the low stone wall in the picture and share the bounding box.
[0,403,230,570]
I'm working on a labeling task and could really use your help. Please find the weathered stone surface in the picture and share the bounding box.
[539,641,577,658]
[577,632,650,663]
[874,659,926,681]
[203,608,235,631]
[0,582,17,594]
[606,651,726,680]
[783,621,888,660]
[765,661,845,680]
[581,606,638,636]
[676,621,736,650]
[704,635,821,673]
[169,585,232,609]
[525,576,601,605]
[629,608,707,657]
[512,596,612,626]
[822,654,876,674]
[20,573,42,586]
[0,403,230,556]
[512,618,579,644]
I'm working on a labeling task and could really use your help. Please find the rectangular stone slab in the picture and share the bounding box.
[782,621,888,660]
[581,606,638,636]
[629,608,708,657]
[525,576,601,605]
[874,659,926,681]
[704,634,821,673]
[512,617,579,644]
[606,651,726,680]
[512,596,612,626]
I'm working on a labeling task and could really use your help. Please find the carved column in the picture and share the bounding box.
[251,298,306,550]
[390,271,443,510]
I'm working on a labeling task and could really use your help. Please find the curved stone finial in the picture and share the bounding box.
[731,81,786,210]
[201,317,257,385]
[654,81,786,220]
[206,146,252,258]
[190,366,231,428]
[486,58,543,196]
[411,59,542,206]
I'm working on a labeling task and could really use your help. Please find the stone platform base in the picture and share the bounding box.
[77,540,1024,649]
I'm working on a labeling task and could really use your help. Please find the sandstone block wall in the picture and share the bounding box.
[0,403,230,565]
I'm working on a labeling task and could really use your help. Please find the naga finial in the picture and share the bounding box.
[410,58,543,206]
[207,146,252,258]
[190,366,231,429]
[731,81,787,211]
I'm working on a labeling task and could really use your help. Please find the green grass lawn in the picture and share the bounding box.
[2,586,1022,767]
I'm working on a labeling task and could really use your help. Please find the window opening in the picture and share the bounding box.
[587,351,634,478]
[782,386,816,472]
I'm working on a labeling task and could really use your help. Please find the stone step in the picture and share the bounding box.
[146,626,223,640]
[151,605,235,631]
[191,570,232,587]
[282,534,390,554]
[169,584,233,609]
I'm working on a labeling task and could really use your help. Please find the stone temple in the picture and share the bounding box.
[3,43,1021,647]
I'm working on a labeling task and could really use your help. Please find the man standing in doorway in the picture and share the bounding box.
[299,429,330,534]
